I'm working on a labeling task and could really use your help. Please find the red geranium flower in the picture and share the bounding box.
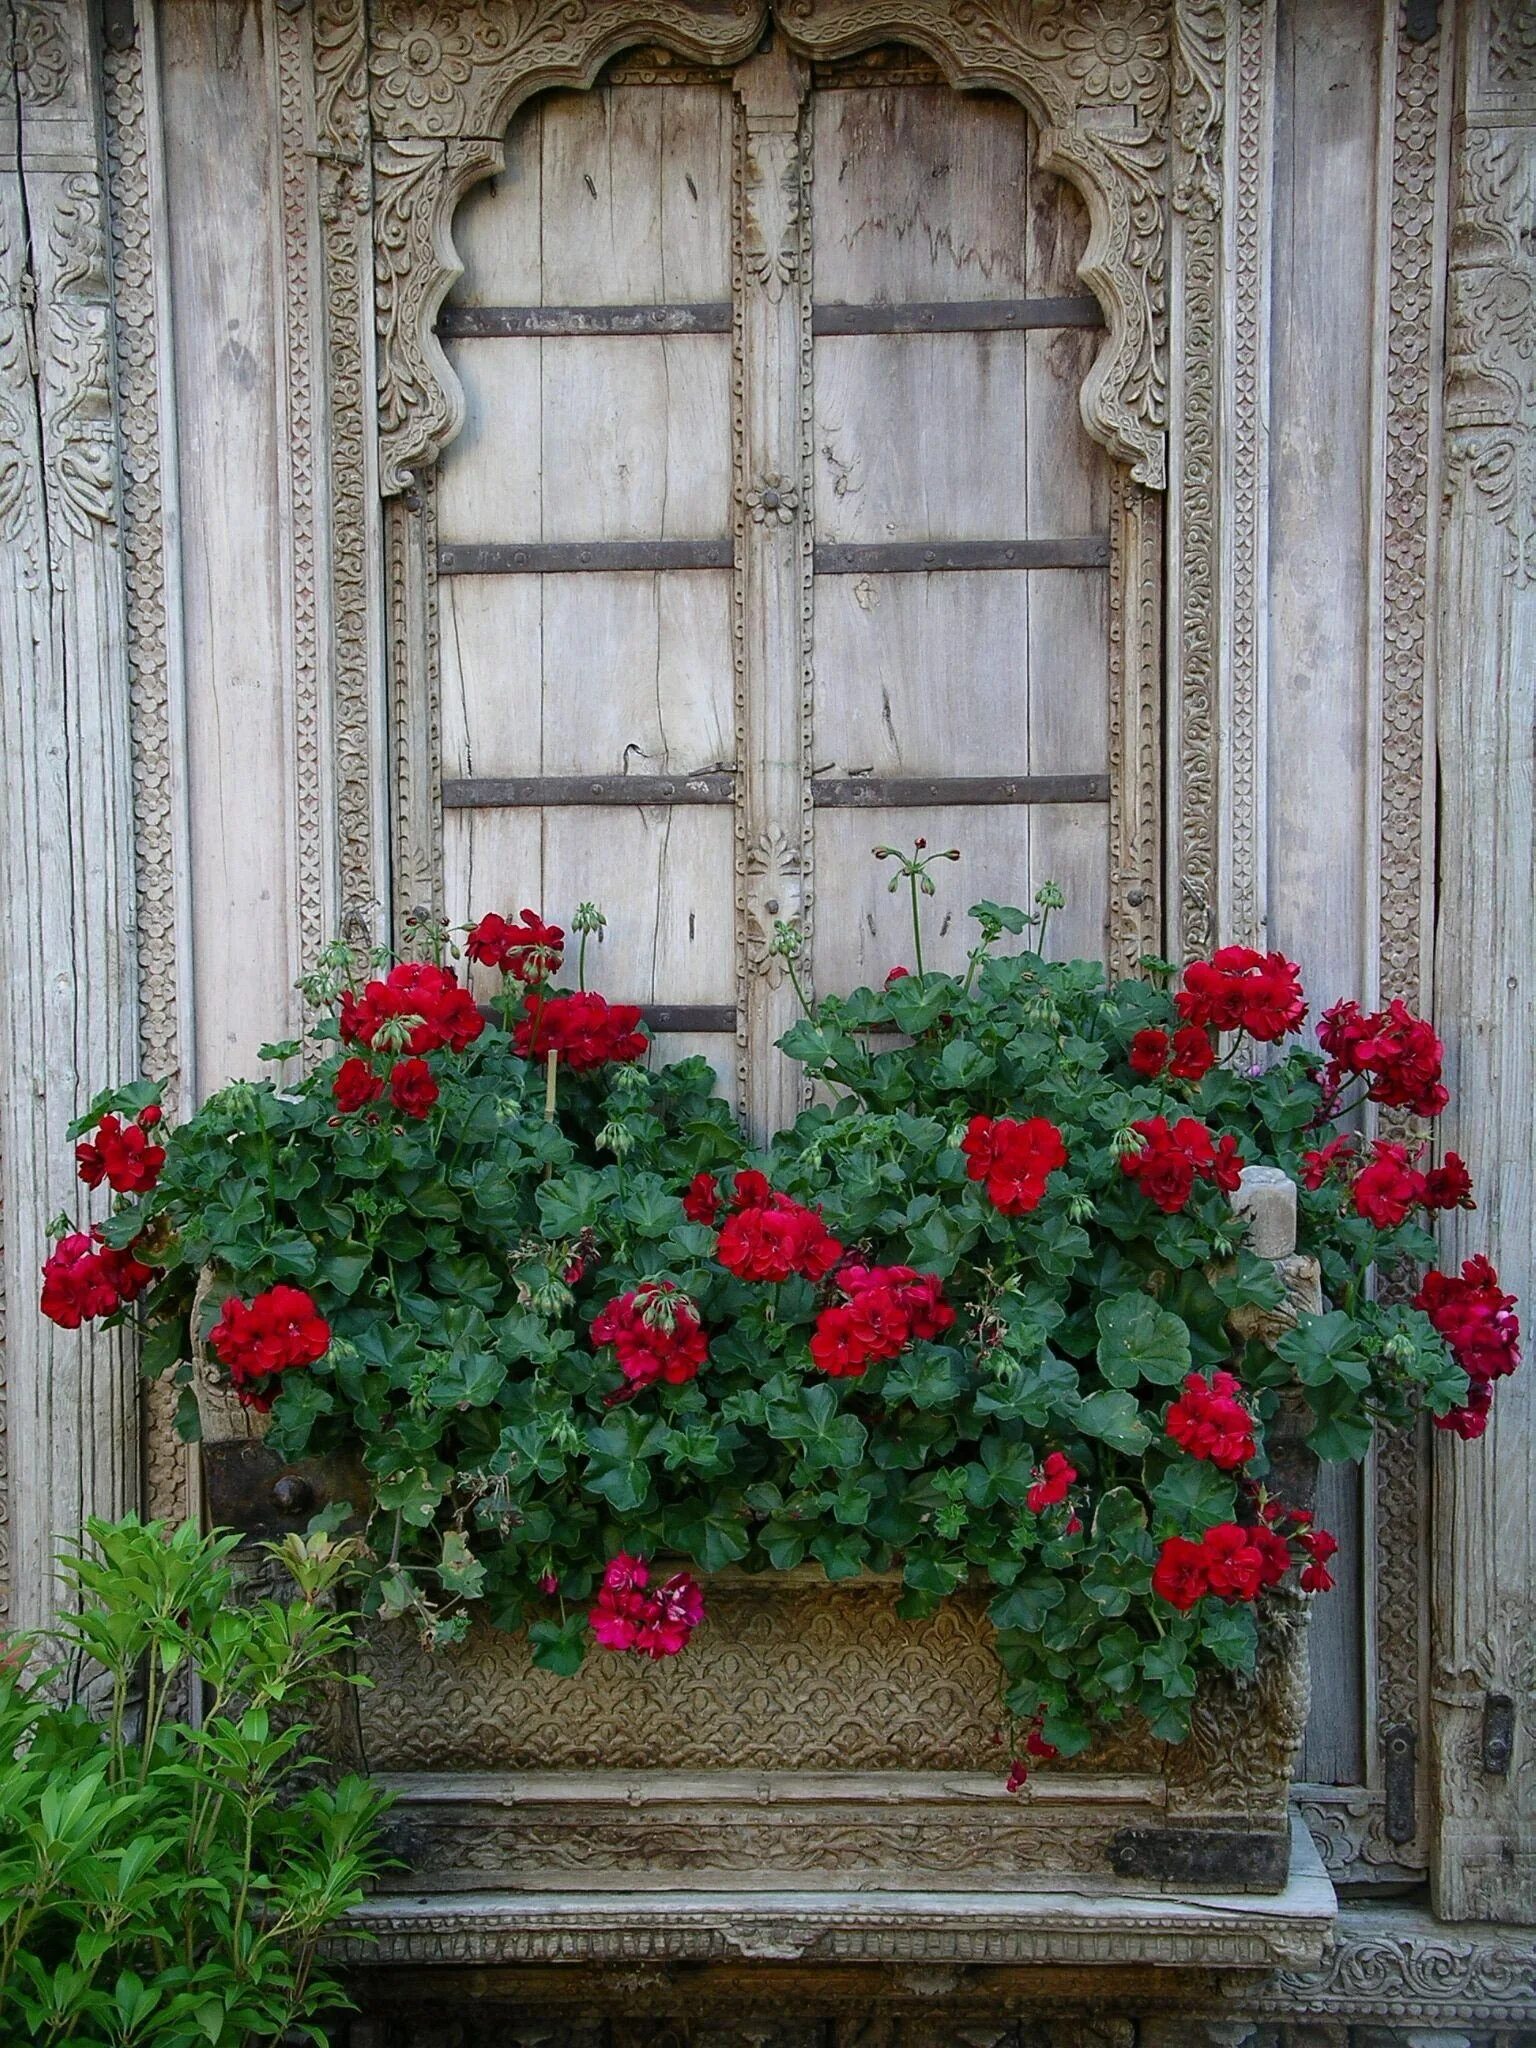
[1119,1116,1242,1214]
[1298,1526,1339,1594]
[1434,1380,1492,1440]
[1318,996,1447,1117]
[1164,1369,1256,1470]
[589,1553,704,1658]
[1128,1028,1169,1077]
[1151,1535,1210,1611]
[1300,1133,1356,1190]
[809,1262,953,1378]
[390,1056,439,1118]
[208,1285,330,1410]
[513,990,646,1072]
[1414,1257,1521,1387]
[340,961,483,1056]
[717,1189,842,1285]
[1351,1140,1427,1230]
[961,1115,1068,1215]
[75,1113,165,1196]
[1200,1522,1269,1603]
[465,908,564,983]
[1168,1025,1216,1080]
[40,1229,152,1328]
[1422,1152,1474,1212]
[682,1172,721,1225]
[332,1056,383,1112]
[1175,946,1306,1042]
[1026,1450,1077,1512]
[590,1281,708,1390]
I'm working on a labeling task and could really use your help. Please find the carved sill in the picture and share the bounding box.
[331,1813,1334,1974]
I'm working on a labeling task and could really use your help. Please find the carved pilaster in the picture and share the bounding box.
[0,0,139,1625]
[732,47,812,1140]
[1431,0,1536,1924]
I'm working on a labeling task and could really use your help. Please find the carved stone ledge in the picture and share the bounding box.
[332,1814,1334,1975]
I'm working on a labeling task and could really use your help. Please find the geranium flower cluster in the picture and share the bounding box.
[1175,945,1307,1042]
[340,961,483,1056]
[1415,1256,1521,1439]
[713,1171,843,1284]
[1151,1520,1298,1610]
[809,1263,954,1377]
[1164,1370,1256,1470]
[466,908,564,982]
[332,1052,439,1120]
[1128,1025,1214,1082]
[75,1108,164,1195]
[961,1114,1068,1215]
[590,1280,708,1390]
[1317,997,1447,1116]
[513,989,646,1071]
[1120,1115,1242,1214]
[207,1284,331,1410]
[587,1553,705,1658]
[40,1231,153,1329]
[1303,1135,1474,1229]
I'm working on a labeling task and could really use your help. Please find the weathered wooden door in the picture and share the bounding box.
[435,40,1114,1136]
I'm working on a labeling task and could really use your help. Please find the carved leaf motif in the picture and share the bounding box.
[743,825,804,983]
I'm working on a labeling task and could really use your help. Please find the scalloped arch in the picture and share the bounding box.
[368,0,1171,494]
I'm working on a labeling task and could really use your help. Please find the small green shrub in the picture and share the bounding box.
[0,1517,390,2047]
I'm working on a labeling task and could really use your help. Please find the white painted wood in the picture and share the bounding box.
[0,4,140,1630]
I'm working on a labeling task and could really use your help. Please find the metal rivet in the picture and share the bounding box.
[765,898,780,915]
[761,487,781,510]
[272,1474,314,1516]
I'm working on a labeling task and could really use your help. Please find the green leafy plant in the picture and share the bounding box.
[37,868,1518,1763]
[0,1518,391,2046]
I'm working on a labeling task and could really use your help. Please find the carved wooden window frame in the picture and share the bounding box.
[297,0,1431,1892]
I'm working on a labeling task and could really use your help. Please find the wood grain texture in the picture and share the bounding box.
[0,4,139,1627]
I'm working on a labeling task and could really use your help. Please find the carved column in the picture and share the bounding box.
[732,46,812,1140]
[1430,0,1536,1924]
[0,0,140,1627]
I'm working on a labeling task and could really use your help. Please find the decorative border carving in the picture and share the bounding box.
[101,2,194,1530]
[314,0,384,935]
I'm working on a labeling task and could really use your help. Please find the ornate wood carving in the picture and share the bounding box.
[732,47,814,1134]
[101,0,196,1530]
[1430,0,1536,1925]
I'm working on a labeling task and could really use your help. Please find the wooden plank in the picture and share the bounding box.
[162,0,299,1087]
[438,335,731,546]
[440,541,733,574]
[813,298,1103,334]
[811,84,1034,303]
[816,539,1108,573]
[440,571,733,783]
[1270,0,1382,1794]
[450,84,733,308]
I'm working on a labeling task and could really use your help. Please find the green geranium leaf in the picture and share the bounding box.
[1075,1388,1153,1454]
[1095,1291,1192,1389]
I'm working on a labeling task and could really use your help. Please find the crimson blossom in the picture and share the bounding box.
[1415,1256,1521,1439]
[75,1113,165,1196]
[1164,1370,1256,1470]
[590,1281,708,1390]
[513,989,646,1071]
[809,1263,954,1378]
[207,1284,331,1410]
[465,908,564,982]
[339,961,483,1057]
[1175,945,1306,1042]
[40,1230,153,1329]
[1119,1115,1242,1214]
[961,1114,1068,1215]
[588,1553,705,1659]
[714,1172,843,1285]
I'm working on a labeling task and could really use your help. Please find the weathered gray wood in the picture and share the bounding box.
[0,0,139,1628]
[1430,0,1536,1921]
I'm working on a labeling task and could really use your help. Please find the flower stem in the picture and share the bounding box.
[544,1048,559,1123]
[908,870,925,979]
